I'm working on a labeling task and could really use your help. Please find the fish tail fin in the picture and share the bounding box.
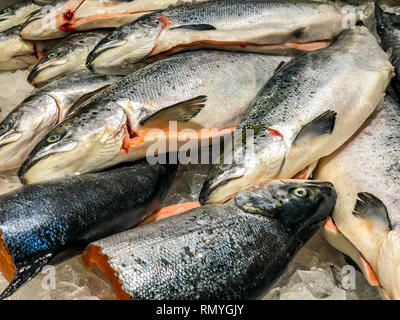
[0,254,52,299]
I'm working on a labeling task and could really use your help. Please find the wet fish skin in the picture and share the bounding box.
[28,30,110,87]
[315,95,400,299]
[19,50,288,184]
[20,0,208,40]
[375,3,400,100]
[0,24,40,70]
[83,179,336,300]
[87,0,350,75]
[0,0,40,33]
[199,26,393,204]
[0,159,178,299]
[0,70,114,171]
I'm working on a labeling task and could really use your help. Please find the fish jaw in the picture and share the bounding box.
[19,101,127,184]
[200,129,287,204]
[0,1,40,33]
[87,15,163,75]
[0,95,59,171]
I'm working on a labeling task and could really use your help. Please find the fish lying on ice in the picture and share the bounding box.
[20,0,209,40]
[0,159,177,299]
[18,50,289,184]
[28,30,110,87]
[83,179,336,300]
[199,26,393,204]
[0,24,44,70]
[86,0,359,75]
[0,70,115,171]
[0,0,41,33]
[375,3,400,100]
[315,95,400,300]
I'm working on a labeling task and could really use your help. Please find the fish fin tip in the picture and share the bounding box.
[352,192,392,230]
[139,95,207,128]
[293,109,337,144]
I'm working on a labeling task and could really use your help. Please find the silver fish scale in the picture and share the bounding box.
[94,50,282,114]
[93,204,294,299]
[164,0,328,25]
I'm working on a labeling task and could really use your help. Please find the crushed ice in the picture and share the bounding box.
[0,66,382,300]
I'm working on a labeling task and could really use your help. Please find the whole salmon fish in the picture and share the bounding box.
[18,50,288,184]
[0,70,114,171]
[83,179,336,300]
[20,0,209,40]
[199,26,393,204]
[86,0,358,75]
[315,96,400,300]
[0,159,177,299]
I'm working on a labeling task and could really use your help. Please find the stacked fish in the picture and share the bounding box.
[0,0,398,300]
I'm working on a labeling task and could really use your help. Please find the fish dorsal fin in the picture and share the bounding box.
[293,110,337,145]
[353,192,392,230]
[170,24,216,31]
[139,95,207,128]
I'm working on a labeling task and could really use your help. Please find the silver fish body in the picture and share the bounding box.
[199,26,393,204]
[315,95,400,299]
[20,0,209,40]
[0,0,40,33]
[18,50,288,184]
[0,70,114,171]
[87,0,354,75]
[83,179,336,300]
[28,30,110,87]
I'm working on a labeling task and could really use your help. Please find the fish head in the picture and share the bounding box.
[28,45,71,86]
[235,179,336,237]
[199,126,288,204]
[0,94,59,171]
[19,100,127,184]
[86,15,163,75]
[20,1,67,40]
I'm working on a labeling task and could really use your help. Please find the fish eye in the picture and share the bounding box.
[0,118,13,134]
[107,34,117,41]
[0,123,9,134]
[47,52,57,59]
[294,187,308,198]
[47,133,61,143]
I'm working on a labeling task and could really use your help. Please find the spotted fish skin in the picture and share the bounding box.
[199,26,393,204]
[87,0,351,75]
[0,160,177,299]
[85,180,336,300]
[376,3,400,100]
[315,96,400,299]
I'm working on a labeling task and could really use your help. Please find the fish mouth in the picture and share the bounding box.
[86,39,127,71]
[0,132,22,150]
[199,173,243,205]
[27,61,65,86]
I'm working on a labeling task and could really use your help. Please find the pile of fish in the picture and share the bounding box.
[0,0,398,300]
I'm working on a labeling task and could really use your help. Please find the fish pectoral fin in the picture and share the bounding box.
[139,95,207,128]
[170,24,216,31]
[68,85,111,115]
[0,254,53,300]
[352,192,392,230]
[322,216,380,287]
[293,110,337,145]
